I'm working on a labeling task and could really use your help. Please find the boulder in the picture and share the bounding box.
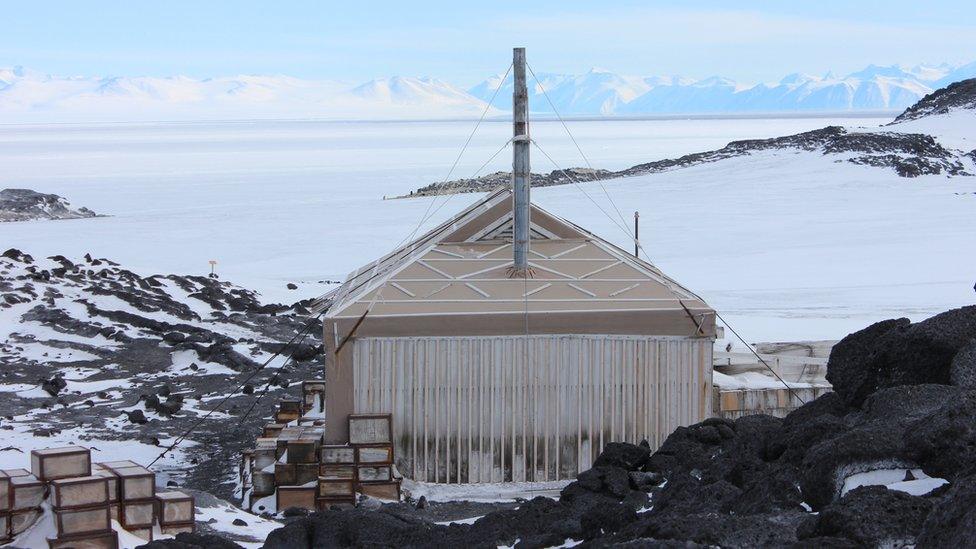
[560,466,635,502]
[137,532,244,548]
[800,423,914,509]
[806,486,932,547]
[127,409,148,424]
[917,471,976,548]
[904,390,976,479]
[601,510,806,548]
[950,339,976,388]
[826,318,909,407]
[594,442,651,471]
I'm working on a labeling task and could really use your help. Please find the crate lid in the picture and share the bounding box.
[32,446,90,457]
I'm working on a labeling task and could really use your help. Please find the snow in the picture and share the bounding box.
[4,113,961,345]
[196,499,283,548]
[712,371,826,390]
[884,109,976,151]
[842,468,948,497]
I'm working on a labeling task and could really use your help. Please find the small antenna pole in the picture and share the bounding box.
[633,211,639,257]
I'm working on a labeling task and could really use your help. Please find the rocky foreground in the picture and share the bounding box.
[144,305,976,548]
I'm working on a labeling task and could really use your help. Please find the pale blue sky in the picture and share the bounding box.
[4,1,974,84]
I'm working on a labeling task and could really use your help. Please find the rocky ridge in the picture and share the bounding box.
[0,248,324,499]
[406,78,976,197]
[0,188,100,222]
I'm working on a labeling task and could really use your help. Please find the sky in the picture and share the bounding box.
[3,1,975,85]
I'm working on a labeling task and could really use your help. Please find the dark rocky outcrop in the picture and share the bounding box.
[804,486,932,547]
[917,471,976,547]
[0,188,100,222]
[894,78,976,122]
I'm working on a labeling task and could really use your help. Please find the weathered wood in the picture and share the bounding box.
[512,46,531,272]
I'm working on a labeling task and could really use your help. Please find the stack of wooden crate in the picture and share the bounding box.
[0,446,195,547]
[242,382,401,512]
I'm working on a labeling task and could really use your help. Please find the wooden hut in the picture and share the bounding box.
[320,49,716,483]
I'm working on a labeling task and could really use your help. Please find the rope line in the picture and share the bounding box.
[147,310,325,468]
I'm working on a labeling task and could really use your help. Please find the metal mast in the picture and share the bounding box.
[511,47,531,275]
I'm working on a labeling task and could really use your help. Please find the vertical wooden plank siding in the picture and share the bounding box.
[352,335,713,483]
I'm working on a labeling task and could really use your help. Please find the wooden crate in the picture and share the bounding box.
[11,508,43,535]
[357,465,392,482]
[54,505,112,537]
[103,465,154,501]
[262,424,285,438]
[89,465,119,504]
[295,463,319,486]
[275,410,301,424]
[0,469,10,513]
[302,380,326,412]
[97,460,138,470]
[277,485,316,511]
[321,445,356,465]
[318,478,355,498]
[253,438,280,471]
[47,530,119,549]
[355,445,393,465]
[286,438,320,464]
[279,399,302,414]
[358,480,401,501]
[319,465,356,481]
[31,447,92,481]
[274,463,296,485]
[120,500,155,529]
[348,414,392,445]
[50,476,111,509]
[0,513,9,541]
[156,491,194,525]
[252,472,275,497]
[160,522,195,536]
[10,474,46,510]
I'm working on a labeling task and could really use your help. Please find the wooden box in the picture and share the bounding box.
[262,423,285,438]
[0,513,9,540]
[303,426,326,441]
[279,399,302,414]
[51,476,111,509]
[11,474,46,510]
[253,438,280,471]
[302,380,326,411]
[11,508,43,535]
[89,464,119,503]
[275,410,301,424]
[121,500,155,528]
[321,446,356,465]
[161,522,195,536]
[358,480,401,501]
[295,463,319,486]
[318,478,355,498]
[357,465,392,482]
[286,438,320,464]
[319,465,356,481]
[355,445,394,465]
[277,485,316,511]
[54,505,112,537]
[97,460,138,469]
[348,414,392,444]
[156,491,194,525]
[47,530,119,549]
[0,469,10,512]
[31,447,92,481]
[252,472,275,496]
[105,465,154,501]
[274,463,296,485]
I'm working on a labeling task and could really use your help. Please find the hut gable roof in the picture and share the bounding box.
[324,189,712,326]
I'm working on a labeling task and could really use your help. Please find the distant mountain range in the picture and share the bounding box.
[2,61,975,122]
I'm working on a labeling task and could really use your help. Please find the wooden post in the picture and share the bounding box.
[512,47,530,274]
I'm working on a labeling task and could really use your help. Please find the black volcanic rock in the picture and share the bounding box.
[894,78,976,122]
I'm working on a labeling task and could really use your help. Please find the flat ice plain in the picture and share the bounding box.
[2,114,974,344]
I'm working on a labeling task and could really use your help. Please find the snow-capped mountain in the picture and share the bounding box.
[1,61,975,122]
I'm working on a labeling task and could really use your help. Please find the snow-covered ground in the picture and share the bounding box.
[1,113,973,345]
